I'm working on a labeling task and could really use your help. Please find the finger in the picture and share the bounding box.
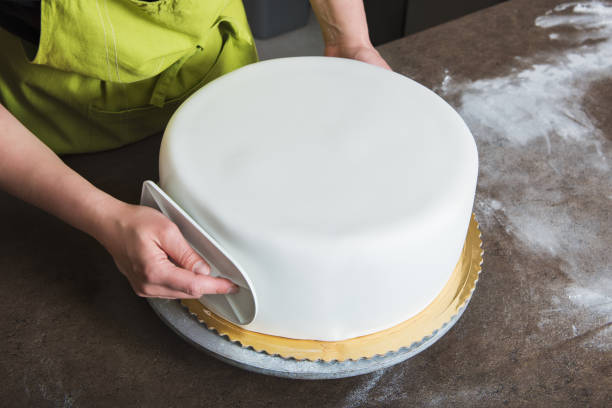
[353,48,391,71]
[378,60,392,70]
[366,55,391,70]
[136,283,198,299]
[157,223,211,275]
[159,263,239,296]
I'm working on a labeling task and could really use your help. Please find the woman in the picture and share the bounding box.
[0,0,390,299]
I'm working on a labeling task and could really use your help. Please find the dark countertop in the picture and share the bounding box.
[2,0,610,406]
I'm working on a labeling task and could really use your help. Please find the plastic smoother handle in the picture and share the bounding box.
[140,180,256,325]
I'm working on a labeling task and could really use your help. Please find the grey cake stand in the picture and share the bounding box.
[147,297,472,380]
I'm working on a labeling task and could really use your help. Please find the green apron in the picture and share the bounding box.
[0,0,258,154]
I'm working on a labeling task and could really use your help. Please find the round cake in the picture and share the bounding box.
[159,57,478,341]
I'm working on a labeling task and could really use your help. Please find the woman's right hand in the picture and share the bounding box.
[98,201,239,299]
[1,104,235,299]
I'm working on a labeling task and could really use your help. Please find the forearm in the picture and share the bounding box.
[0,104,123,243]
[310,0,371,49]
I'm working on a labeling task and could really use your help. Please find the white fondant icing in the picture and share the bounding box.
[159,57,478,341]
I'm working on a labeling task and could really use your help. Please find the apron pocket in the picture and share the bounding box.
[88,97,184,141]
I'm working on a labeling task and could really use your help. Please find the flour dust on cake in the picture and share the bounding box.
[159,57,478,342]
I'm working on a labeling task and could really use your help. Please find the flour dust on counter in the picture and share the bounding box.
[437,1,611,352]
[340,369,386,408]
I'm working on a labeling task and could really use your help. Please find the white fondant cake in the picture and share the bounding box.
[159,57,478,341]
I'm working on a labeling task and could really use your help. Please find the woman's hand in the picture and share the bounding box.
[0,104,236,299]
[311,0,392,70]
[98,202,238,299]
[325,43,391,70]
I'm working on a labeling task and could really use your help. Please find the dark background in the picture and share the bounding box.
[244,0,507,44]
[365,0,507,45]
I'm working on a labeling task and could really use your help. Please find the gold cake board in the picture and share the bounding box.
[182,213,483,362]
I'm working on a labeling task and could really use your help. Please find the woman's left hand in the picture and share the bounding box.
[310,0,391,71]
[324,43,391,70]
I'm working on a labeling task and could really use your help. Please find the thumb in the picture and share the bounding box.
[158,223,211,276]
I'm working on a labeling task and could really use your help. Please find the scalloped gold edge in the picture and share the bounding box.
[182,213,483,362]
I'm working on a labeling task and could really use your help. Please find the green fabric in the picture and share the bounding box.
[0,0,258,154]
